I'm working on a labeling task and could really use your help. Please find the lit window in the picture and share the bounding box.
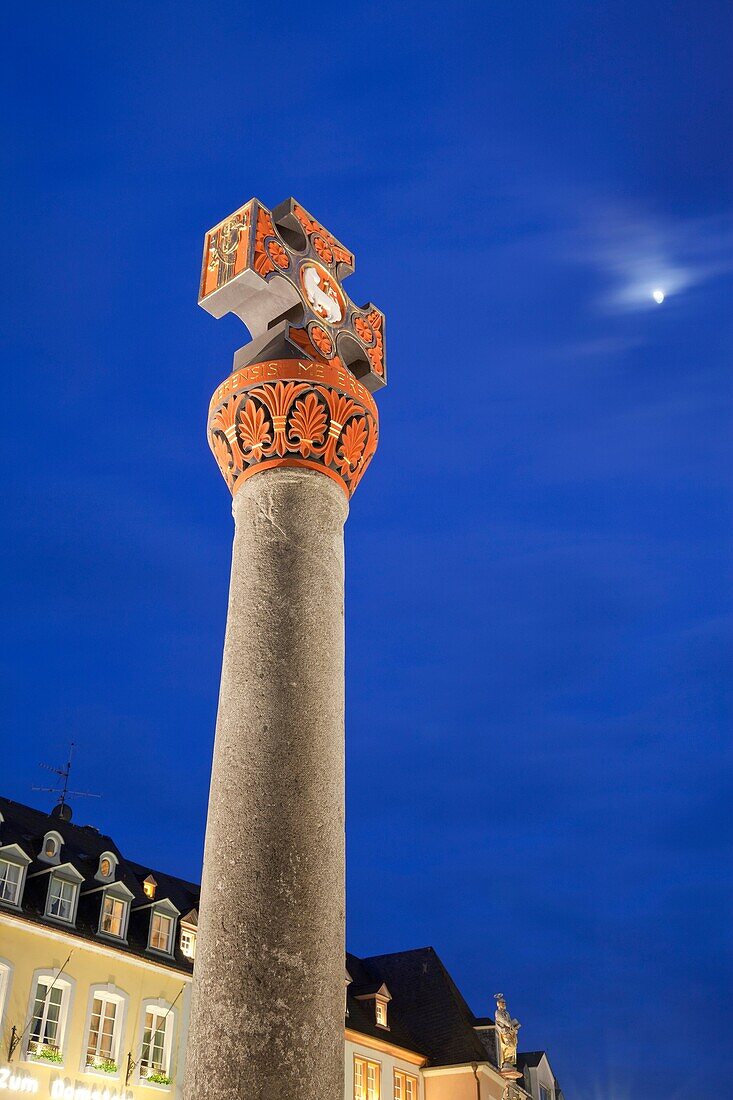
[375,999,388,1027]
[86,993,120,1070]
[44,838,57,859]
[46,877,77,922]
[0,962,12,1028]
[355,1057,380,1100]
[0,860,22,905]
[394,1071,418,1100]
[100,859,111,878]
[28,977,70,1059]
[139,1006,173,1082]
[149,912,173,953]
[100,895,127,938]
[143,875,157,900]
[180,928,196,959]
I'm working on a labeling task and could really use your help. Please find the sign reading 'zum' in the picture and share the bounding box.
[0,1067,132,1100]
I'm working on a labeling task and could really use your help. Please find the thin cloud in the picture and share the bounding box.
[566,202,733,312]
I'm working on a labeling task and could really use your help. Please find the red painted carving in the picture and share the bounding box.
[288,392,328,457]
[266,238,290,270]
[292,205,354,268]
[254,208,281,277]
[208,360,379,499]
[363,309,385,377]
[354,316,375,346]
[238,401,272,461]
[337,417,367,478]
[309,324,335,359]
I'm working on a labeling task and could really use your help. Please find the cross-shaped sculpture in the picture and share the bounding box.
[199,197,386,392]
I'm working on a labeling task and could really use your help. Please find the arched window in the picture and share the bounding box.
[24,968,76,1063]
[0,958,13,1036]
[39,831,64,866]
[137,999,176,1086]
[96,852,118,883]
[82,984,128,1077]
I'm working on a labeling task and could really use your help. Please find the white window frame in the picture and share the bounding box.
[38,831,64,866]
[137,998,176,1086]
[95,852,119,883]
[45,873,81,925]
[354,1054,381,1100]
[23,968,76,1064]
[0,958,13,1037]
[0,859,23,906]
[81,983,128,1077]
[97,884,134,943]
[146,901,179,957]
[394,1069,419,1100]
[0,844,31,910]
[179,927,196,959]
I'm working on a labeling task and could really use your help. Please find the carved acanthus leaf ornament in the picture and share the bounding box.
[208,359,378,499]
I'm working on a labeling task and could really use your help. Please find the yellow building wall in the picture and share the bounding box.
[0,911,515,1100]
[423,1065,509,1100]
[0,912,191,1100]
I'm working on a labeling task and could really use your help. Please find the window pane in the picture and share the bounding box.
[49,879,75,920]
[30,981,63,1051]
[151,913,172,951]
[102,896,125,936]
[141,1010,167,1074]
[354,1058,365,1100]
[0,861,21,903]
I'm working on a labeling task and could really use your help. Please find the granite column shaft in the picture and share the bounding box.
[184,467,348,1100]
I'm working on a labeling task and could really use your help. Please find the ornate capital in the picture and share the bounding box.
[208,359,378,499]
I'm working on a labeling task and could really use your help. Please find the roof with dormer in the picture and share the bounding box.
[0,796,559,1079]
[0,796,198,973]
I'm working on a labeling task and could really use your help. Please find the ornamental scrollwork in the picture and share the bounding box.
[208,360,379,499]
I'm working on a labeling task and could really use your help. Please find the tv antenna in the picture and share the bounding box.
[33,742,100,821]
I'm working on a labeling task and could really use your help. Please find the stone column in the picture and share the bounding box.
[185,196,385,1100]
[185,467,348,1100]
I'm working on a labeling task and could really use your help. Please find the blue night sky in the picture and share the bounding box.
[1,4,730,1097]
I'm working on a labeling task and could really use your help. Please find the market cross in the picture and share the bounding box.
[199,196,386,391]
[186,198,387,1099]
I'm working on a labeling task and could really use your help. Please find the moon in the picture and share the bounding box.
[652,288,665,304]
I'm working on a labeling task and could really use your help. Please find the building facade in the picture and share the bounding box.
[0,797,565,1100]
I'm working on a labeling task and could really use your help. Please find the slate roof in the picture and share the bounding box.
[517,1050,547,1069]
[362,946,491,1066]
[1,798,502,1070]
[0,796,198,974]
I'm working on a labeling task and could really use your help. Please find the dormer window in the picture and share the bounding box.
[179,908,198,960]
[0,860,22,905]
[146,899,179,957]
[47,876,77,922]
[43,865,83,925]
[354,982,391,1030]
[95,852,118,883]
[96,881,134,943]
[143,875,157,900]
[0,844,31,910]
[150,912,173,953]
[39,831,63,865]
[145,898,179,957]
